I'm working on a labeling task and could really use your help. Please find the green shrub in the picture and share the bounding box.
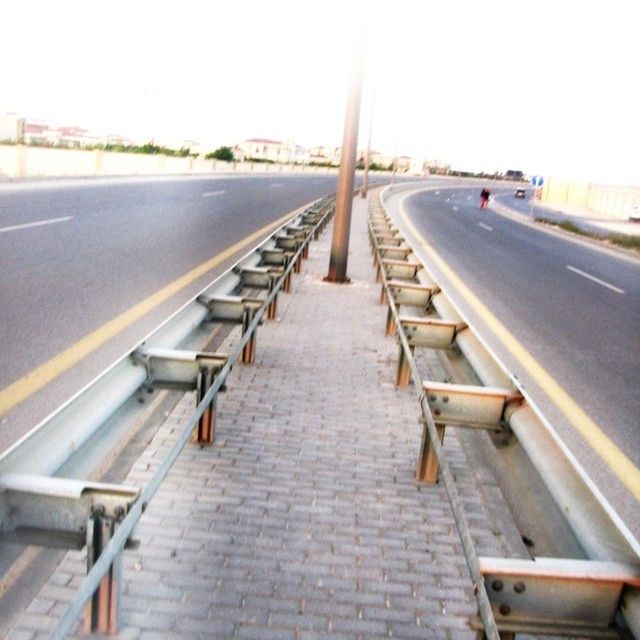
[609,234,640,250]
[535,216,640,252]
[206,146,234,161]
[245,157,276,164]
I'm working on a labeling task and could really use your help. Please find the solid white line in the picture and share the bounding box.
[566,265,625,294]
[478,222,493,231]
[0,216,72,234]
[202,190,226,197]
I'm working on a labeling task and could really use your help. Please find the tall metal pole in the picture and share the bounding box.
[361,87,375,199]
[326,45,364,283]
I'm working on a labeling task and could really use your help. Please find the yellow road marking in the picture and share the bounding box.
[400,199,640,500]
[0,210,297,417]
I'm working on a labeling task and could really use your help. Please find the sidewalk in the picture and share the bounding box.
[533,198,640,236]
[8,194,517,640]
[494,193,640,238]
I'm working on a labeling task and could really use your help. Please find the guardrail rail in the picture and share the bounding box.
[370,185,640,640]
[0,195,336,638]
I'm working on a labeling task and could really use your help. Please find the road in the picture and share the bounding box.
[0,173,374,454]
[393,185,640,536]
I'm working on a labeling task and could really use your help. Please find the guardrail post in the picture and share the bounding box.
[267,277,278,320]
[242,306,257,364]
[196,366,217,444]
[385,306,396,336]
[416,421,445,484]
[84,506,124,634]
[380,284,388,305]
[283,263,292,293]
[395,344,414,387]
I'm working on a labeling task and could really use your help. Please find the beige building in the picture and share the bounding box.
[235,138,293,163]
[308,145,341,165]
[424,159,451,175]
[396,156,411,172]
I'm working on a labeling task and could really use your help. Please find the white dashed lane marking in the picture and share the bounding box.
[0,216,72,234]
[567,265,625,294]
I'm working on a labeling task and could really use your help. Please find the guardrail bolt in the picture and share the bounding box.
[499,603,511,616]
[93,504,106,517]
[491,580,503,592]
[513,582,526,594]
[114,506,126,521]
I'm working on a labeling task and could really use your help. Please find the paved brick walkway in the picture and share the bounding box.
[9,195,515,639]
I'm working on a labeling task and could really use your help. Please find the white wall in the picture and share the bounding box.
[0,145,347,180]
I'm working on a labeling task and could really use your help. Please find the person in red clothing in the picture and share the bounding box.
[480,187,491,208]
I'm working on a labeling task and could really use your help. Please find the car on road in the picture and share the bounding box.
[515,188,526,198]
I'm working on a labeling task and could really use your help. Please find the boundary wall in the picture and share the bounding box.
[0,144,389,179]
[541,177,640,220]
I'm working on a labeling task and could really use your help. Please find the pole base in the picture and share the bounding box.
[323,275,351,285]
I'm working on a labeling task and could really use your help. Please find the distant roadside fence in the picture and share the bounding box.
[0,144,373,180]
[541,177,640,221]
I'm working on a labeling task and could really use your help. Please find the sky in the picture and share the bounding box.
[1,0,638,184]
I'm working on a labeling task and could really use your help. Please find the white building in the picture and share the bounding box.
[308,145,341,165]
[236,138,293,163]
[0,113,25,142]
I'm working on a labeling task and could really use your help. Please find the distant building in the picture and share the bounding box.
[22,120,101,148]
[291,145,310,164]
[309,145,341,165]
[364,151,394,169]
[105,133,134,146]
[57,126,99,148]
[409,157,426,176]
[396,156,411,172]
[236,138,292,163]
[424,159,451,175]
[0,113,25,142]
[23,121,58,145]
[505,169,524,181]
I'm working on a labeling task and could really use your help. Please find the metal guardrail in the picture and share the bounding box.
[0,195,335,637]
[369,187,640,639]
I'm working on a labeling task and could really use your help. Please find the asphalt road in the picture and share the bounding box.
[396,185,640,535]
[0,173,377,454]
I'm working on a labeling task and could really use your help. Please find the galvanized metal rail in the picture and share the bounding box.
[369,187,640,639]
[0,195,335,637]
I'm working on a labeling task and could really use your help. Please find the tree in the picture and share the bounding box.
[207,146,234,161]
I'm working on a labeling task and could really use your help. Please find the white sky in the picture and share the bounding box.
[1,0,638,184]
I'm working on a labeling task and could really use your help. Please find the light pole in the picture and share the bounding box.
[326,45,364,283]
[361,87,375,199]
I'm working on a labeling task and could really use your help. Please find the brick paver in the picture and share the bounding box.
[9,194,516,639]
